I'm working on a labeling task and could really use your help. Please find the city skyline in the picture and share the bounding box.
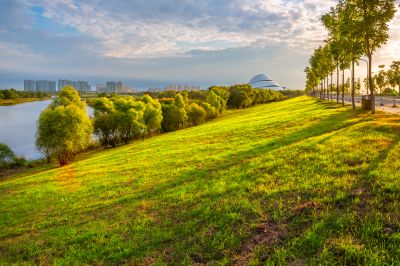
[1,0,399,90]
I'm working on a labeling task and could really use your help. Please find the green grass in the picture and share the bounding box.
[1,96,400,265]
[0,97,50,106]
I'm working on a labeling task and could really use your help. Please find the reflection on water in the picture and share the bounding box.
[0,100,93,160]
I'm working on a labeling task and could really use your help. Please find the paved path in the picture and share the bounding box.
[324,96,400,114]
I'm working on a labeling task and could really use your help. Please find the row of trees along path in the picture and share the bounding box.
[304,0,397,114]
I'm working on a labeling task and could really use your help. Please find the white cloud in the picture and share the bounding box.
[27,0,340,59]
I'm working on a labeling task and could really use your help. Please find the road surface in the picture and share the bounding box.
[324,95,400,114]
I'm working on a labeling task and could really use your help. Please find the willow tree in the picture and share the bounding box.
[349,0,396,113]
[36,86,93,166]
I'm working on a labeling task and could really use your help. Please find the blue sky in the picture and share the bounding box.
[0,0,399,90]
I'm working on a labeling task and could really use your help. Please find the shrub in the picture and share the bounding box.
[199,102,218,120]
[206,91,226,114]
[0,143,15,169]
[161,104,182,132]
[10,156,27,168]
[187,103,206,126]
[228,85,254,108]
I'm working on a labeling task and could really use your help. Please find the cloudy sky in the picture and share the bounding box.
[0,0,399,90]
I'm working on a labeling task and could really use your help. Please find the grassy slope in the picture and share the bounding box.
[1,96,400,265]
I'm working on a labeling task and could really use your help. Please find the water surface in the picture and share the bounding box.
[0,100,93,160]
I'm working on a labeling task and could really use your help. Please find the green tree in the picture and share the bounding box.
[349,0,396,113]
[388,61,400,94]
[375,67,387,95]
[174,94,187,128]
[36,86,93,166]
[51,86,84,109]
[161,104,182,132]
[199,102,218,120]
[206,90,226,114]
[187,103,206,126]
[142,95,163,136]
[228,85,254,108]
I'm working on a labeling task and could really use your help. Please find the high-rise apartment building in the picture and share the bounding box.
[76,81,91,92]
[58,80,91,92]
[24,80,35,91]
[35,80,56,92]
[105,81,122,93]
[96,84,107,93]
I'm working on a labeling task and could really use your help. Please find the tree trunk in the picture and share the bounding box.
[342,69,345,106]
[320,82,323,100]
[330,72,333,102]
[368,53,375,114]
[326,77,329,101]
[336,65,340,103]
[351,60,355,109]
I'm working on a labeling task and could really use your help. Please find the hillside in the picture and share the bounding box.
[1,96,400,265]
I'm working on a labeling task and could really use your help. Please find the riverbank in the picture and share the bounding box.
[0,97,50,106]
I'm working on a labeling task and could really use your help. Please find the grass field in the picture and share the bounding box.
[0,97,50,106]
[1,96,400,265]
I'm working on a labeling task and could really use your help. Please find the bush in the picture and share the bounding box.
[10,156,27,168]
[228,85,254,108]
[142,95,163,135]
[199,102,218,120]
[280,90,304,98]
[0,143,15,169]
[206,91,226,114]
[187,103,206,126]
[0,143,26,170]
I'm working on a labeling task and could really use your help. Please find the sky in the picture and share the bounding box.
[0,0,399,91]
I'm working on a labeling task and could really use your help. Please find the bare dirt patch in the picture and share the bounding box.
[233,221,287,265]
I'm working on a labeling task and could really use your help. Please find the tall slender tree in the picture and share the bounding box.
[349,0,396,113]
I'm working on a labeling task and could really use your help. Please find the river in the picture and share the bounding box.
[0,100,93,160]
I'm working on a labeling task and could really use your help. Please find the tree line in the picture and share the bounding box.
[36,85,286,166]
[0,89,49,100]
[304,0,398,113]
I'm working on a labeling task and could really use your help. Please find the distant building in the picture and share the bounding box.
[96,83,107,93]
[164,84,200,91]
[58,80,91,92]
[105,81,122,93]
[119,85,137,94]
[58,80,74,91]
[76,81,91,92]
[24,80,35,91]
[248,74,283,91]
[35,80,56,92]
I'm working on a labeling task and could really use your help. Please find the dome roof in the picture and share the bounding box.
[248,74,282,91]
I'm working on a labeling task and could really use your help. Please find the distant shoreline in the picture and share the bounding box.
[0,97,51,106]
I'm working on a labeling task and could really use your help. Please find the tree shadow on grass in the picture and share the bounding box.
[141,109,366,196]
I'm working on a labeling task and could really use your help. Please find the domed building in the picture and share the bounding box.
[248,74,283,91]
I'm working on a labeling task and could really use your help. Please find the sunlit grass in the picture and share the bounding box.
[1,96,400,264]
